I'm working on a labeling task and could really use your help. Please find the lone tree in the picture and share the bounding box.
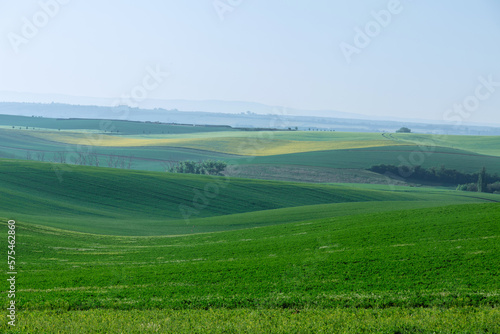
[396,127,411,133]
[477,167,487,193]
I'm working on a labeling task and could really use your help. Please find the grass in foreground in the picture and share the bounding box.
[2,308,498,333]
[4,203,499,312]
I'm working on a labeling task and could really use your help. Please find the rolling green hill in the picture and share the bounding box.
[2,201,499,332]
[247,146,500,174]
[0,127,244,171]
[1,159,499,236]
[12,202,499,309]
[1,157,499,332]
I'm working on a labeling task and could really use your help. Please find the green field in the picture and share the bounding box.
[1,116,500,183]
[1,196,499,332]
[6,202,500,310]
[0,160,499,332]
[1,116,500,332]
[1,159,499,235]
[0,114,237,135]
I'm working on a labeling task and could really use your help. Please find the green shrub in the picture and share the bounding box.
[167,160,227,176]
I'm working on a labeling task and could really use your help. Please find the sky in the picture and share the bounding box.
[1,0,500,124]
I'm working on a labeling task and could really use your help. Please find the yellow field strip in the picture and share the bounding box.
[25,131,409,156]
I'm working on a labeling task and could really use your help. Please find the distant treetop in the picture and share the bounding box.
[396,127,411,133]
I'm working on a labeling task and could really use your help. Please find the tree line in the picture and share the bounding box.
[25,150,133,169]
[166,160,227,176]
[369,164,500,193]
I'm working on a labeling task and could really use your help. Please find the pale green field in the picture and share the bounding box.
[4,127,500,158]
[391,132,500,157]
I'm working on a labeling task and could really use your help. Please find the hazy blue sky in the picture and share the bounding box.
[1,0,500,123]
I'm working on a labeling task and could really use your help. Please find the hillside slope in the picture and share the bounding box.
[7,202,500,311]
[1,159,499,235]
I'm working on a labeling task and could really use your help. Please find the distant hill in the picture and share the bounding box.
[0,90,374,119]
[1,102,500,135]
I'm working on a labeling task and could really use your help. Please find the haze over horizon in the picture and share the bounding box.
[1,1,500,124]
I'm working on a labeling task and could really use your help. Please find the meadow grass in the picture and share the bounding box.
[1,123,499,332]
[4,203,499,311]
[1,202,499,332]
[0,163,499,332]
[2,307,498,333]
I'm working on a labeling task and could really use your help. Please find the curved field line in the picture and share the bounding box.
[24,131,409,156]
